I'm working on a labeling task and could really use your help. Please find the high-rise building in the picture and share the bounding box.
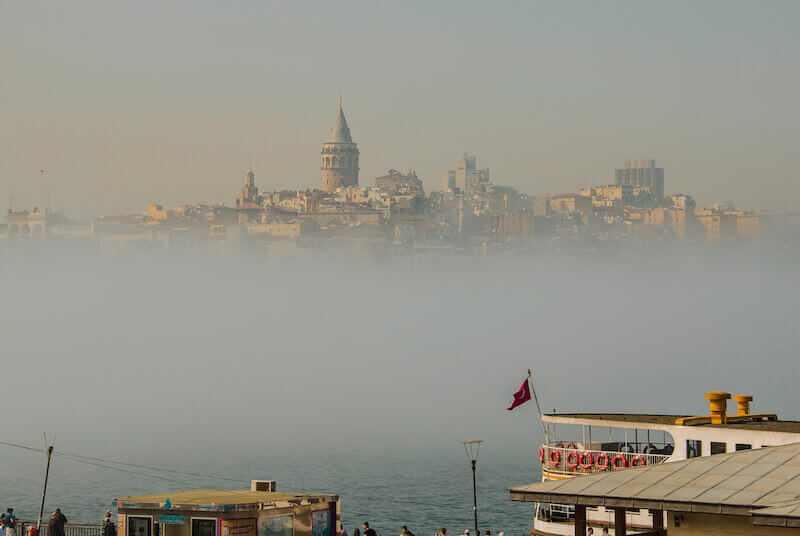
[321,98,359,192]
[614,159,664,199]
[442,153,489,193]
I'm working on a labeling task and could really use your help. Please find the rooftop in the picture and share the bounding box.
[544,412,800,433]
[510,442,800,521]
[326,99,353,144]
[114,489,337,512]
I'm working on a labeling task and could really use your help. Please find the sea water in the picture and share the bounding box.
[1,446,540,536]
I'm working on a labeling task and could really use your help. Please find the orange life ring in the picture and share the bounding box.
[579,452,594,470]
[539,445,545,463]
[549,449,561,467]
[566,451,580,469]
[630,455,647,467]
[595,453,610,470]
[612,454,628,470]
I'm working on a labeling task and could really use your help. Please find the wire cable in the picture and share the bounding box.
[1,439,249,486]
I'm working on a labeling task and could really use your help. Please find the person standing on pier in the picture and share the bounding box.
[4,508,17,536]
[102,511,116,536]
[362,522,376,536]
[48,509,67,536]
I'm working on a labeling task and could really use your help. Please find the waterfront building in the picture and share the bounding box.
[321,98,359,192]
[695,208,737,242]
[549,194,592,216]
[442,153,489,193]
[733,211,760,237]
[579,185,634,208]
[666,194,696,212]
[146,204,170,222]
[615,159,665,199]
[6,207,67,239]
[115,482,339,536]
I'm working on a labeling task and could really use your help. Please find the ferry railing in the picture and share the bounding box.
[541,445,670,476]
[19,522,103,536]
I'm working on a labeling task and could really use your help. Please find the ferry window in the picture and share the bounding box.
[129,518,152,536]
[711,441,726,455]
[736,443,752,451]
[192,519,217,536]
[687,439,702,458]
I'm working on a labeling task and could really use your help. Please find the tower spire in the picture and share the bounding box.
[339,94,342,108]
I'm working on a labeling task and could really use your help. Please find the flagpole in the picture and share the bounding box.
[528,369,548,444]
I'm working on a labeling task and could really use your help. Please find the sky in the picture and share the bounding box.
[1,1,799,217]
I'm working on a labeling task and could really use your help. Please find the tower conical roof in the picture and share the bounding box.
[327,98,353,143]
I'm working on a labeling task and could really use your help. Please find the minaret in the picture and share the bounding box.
[321,97,359,192]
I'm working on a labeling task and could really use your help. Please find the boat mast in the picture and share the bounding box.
[528,370,548,444]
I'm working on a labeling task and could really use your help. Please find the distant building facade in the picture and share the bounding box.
[375,169,423,193]
[579,184,633,207]
[236,169,259,208]
[6,208,67,239]
[615,159,664,199]
[442,153,489,193]
[321,98,359,192]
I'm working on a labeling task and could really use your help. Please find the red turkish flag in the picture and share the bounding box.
[507,378,532,410]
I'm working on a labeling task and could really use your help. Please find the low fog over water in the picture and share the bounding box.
[1,249,798,533]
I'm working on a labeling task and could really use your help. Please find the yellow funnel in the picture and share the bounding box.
[734,394,753,416]
[705,391,731,424]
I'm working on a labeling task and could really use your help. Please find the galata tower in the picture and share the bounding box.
[321,97,359,192]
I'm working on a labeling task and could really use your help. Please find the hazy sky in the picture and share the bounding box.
[1,1,798,217]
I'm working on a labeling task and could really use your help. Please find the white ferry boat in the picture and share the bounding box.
[531,391,800,536]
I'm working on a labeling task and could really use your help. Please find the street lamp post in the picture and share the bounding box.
[462,440,483,536]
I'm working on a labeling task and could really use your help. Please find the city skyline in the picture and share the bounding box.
[2,1,799,217]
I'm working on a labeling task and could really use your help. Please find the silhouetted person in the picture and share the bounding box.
[362,523,377,536]
[102,510,116,536]
[5,509,17,536]
[48,509,67,536]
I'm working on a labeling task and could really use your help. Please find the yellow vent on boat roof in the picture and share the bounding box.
[705,391,731,424]
[734,394,753,416]
[675,392,778,426]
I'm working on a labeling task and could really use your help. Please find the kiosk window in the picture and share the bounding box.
[711,441,726,455]
[129,518,152,536]
[736,443,752,451]
[193,520,217,536]
[687,440,702,458]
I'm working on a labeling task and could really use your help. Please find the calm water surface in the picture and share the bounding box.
[1,446,540,536]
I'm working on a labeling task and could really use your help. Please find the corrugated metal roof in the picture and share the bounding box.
[751,501,800,517]
[510,442,800,512]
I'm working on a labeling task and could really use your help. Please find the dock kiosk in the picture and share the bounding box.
[114,482,339,536]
